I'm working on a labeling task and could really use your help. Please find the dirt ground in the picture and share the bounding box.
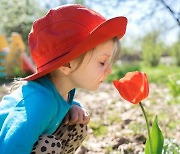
[0,81,179,154]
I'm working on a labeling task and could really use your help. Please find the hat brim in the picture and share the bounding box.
[22,16,127,81]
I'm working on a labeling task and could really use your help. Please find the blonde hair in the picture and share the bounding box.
[111,37,121,67]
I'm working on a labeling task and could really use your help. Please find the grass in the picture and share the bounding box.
[107,111,122,125]
[141,64,180,84]
[88,121,108,137]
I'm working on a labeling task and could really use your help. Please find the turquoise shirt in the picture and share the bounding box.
[0,76,80,154]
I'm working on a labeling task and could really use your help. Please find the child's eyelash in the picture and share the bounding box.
[100,62,105,66]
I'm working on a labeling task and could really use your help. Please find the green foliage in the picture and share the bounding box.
[141,64,180,84]
[107,63,141,82]
[89,121,108,137]
[145,116,164,154]
[170,35,180,66]
[107,111,122,124]
[142,31,164,67]
[0,0,45,44]
[168,73,180,97]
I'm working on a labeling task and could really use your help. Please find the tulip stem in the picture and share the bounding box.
[139,102,152,154]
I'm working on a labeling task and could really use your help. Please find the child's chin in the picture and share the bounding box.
[88,85,100,91]
[83,82,102,91]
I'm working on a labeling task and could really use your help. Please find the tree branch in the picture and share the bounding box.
[159,0,180,27]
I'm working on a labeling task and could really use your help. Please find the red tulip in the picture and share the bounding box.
[113,71,149,104]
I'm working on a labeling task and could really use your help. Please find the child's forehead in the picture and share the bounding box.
[93,52,111,58]
[92,40,115,56]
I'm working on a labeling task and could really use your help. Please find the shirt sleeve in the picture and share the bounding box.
[0,91,57,154]
[72,100,82,107]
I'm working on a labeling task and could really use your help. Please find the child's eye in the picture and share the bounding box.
[100,62,105,66]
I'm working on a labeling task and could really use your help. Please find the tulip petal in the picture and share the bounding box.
[119,82,135,103]
[113,71,149,104]
[113,80,120,90]
[131,73,145,103]
[143,73,149,100]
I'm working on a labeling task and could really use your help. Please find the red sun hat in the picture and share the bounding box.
[23,4,127,80]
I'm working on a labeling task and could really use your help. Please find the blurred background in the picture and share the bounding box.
[0,0,179,153]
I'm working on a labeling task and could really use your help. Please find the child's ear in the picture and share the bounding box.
[59,63,71,75]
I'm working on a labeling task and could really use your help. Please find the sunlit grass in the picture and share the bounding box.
[141,64,180,84]
[88,121,108,137]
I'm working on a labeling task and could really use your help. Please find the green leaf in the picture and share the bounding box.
[145,116,164,154]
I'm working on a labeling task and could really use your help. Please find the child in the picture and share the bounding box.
[0,4,127,154]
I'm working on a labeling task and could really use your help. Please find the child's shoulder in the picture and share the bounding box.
[2,76,56,105]
[22,76,54,96]
[0,78,57,117]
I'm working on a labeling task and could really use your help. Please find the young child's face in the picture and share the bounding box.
[70,39,115,91]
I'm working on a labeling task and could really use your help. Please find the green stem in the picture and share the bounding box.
[139,102,152,154]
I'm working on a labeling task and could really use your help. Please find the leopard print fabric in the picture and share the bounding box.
[31,124,88,154]
[31,135,62,154]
